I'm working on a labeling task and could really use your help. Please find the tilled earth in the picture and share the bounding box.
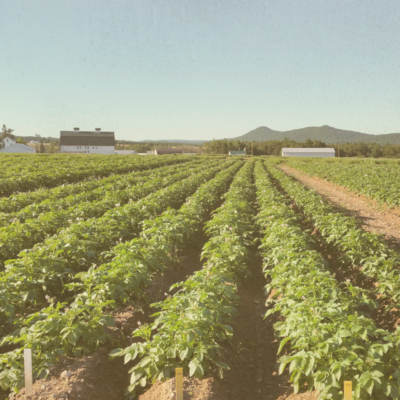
[279,165,400,251]
[4,249,318,400]
[11,167,400,400]
[139,256,318,400]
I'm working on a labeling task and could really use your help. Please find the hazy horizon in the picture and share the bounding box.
[2,1,400,141]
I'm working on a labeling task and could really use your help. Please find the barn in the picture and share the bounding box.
[282,148,335,158]
[59,128,115,154]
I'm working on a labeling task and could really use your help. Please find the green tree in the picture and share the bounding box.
[1,125,15,149]
[48,142,57,153]
[1,124,15,139]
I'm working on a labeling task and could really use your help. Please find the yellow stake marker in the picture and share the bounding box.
[344,381,352,400]
[176,368,183,400]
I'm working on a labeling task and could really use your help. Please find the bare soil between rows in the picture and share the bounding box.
[2,243,206,400]
[138,256,318,400]
[4,250,319,400]
[279,165,400,252]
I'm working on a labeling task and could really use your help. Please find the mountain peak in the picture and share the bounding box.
[232,125,400,145]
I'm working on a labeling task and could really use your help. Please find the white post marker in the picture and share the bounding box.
[24,348,33,396]
[175,368,183,400]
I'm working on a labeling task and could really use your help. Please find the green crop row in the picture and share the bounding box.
[0,160,241,393]
[0,154,193,196]
[0,160,233,325]
[0,155,106,176]
[268,164,400,314]
[255,162,400,399]
[285,159,400,208]
[0,162,174,227]
[0,160,209,266]
[0,157,193,215]
[111,161,256,397]
[68,160,243,306]
[0,154,157,178]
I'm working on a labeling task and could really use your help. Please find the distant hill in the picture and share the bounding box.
[233,125,400,144]
[16,126,400,145]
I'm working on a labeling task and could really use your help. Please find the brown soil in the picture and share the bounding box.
[272,166,400,332]
[138,256,318,400]
[139,377,228,400]
[2,234,319,400]
[279,165,400,251]
[3,244,206,400]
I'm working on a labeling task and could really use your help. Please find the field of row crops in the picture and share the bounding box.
[284,157,400,208]
[1,154,400,400]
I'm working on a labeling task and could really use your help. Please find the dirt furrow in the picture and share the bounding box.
[138,258,318,400]
[5,244,206,400]
[279,165,400,251]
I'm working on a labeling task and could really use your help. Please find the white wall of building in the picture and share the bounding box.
[59,145,115,154]
[281,148,335,158]
[282,151,335,158]
[2,137,16,148]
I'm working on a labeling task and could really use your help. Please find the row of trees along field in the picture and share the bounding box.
[115,142,203,153]
[203,138,400,157]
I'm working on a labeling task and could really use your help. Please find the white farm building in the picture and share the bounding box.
[59,128,115,154]
[282,148,335,158]
[0,135,35,153]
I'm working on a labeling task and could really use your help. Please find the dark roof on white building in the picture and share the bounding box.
[60,130,115,146]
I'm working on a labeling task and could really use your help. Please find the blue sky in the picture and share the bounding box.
[1,0,400,141]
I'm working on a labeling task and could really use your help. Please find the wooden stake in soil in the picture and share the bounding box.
[344,381,352,400]
[175,368,183,400]
[24,348,33,396]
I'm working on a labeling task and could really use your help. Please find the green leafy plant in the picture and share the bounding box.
[286,158,400,208]
[111,161,257,397]
[0,160,241,393]
[268,164,400,314]
[0,154,193,196]
[255,162,400,400]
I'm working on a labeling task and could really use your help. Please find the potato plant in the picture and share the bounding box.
[111,161,257,397]
[0,160,210,265]
[286,159,400,208]
[0,154,192,196]
[0,156,191,214]
[268,165,400,314]
[255,162,400,400]
[0,161,242,393]
[69,160,243,305]
[0,159,200,226]
[0,161,231,324]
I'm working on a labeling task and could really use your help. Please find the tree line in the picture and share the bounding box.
[203,138,400,158]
